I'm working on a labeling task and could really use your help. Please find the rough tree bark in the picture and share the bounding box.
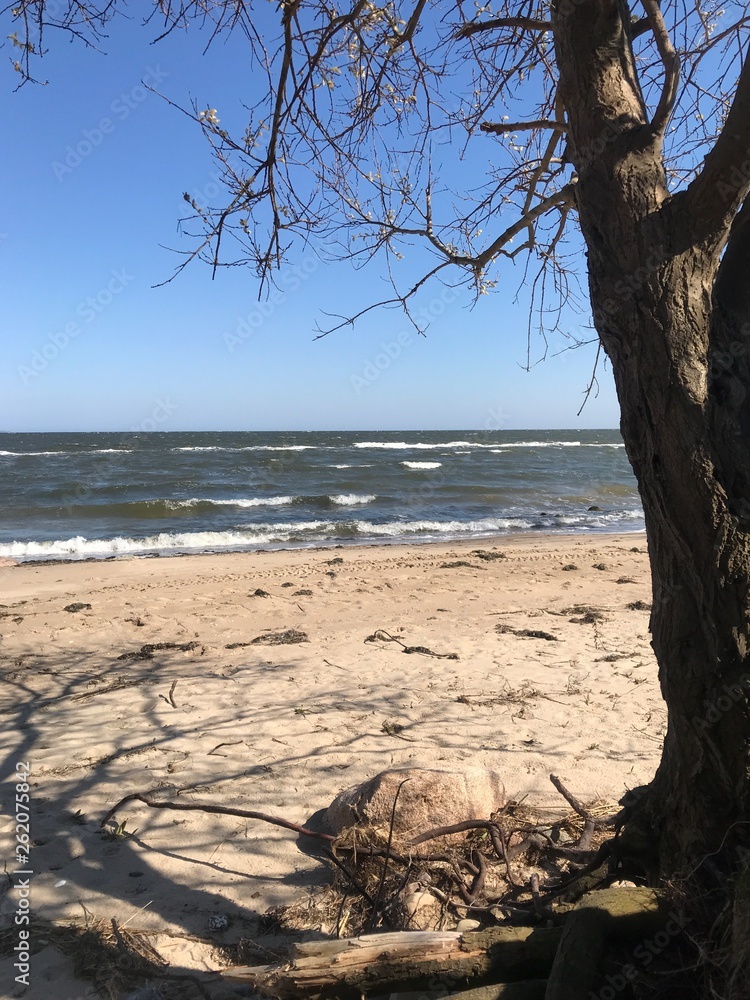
[555,0,750,873]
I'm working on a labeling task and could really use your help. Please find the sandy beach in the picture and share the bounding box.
[0,533,664,998]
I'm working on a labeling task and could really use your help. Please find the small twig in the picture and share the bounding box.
[324,848,377,909]
[207,740,244,756]
[368,779,409,930]
[101,793,336,841]
[168,680,177,708]
[549,773,588,817]
[549,773,622,842]
[410,819,498,845]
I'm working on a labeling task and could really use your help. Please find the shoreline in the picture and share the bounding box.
[0,530,661,997]
[0,526,647,570]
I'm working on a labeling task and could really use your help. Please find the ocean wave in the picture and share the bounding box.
[328,494,376,505]
[355,440,475,450]
[354,439,623,450]
[401,461,443,470]
[0,505,644,562]
[196,496,295,508]
[0,450,61,457]
[174,445,315,453]
[491,442,625,450]
[0,448,131,457]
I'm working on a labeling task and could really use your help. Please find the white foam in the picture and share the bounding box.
[203,496,295,508]
[352,517,531,536]
[174,445,315,453]
[0,450,60,456]
[354,439,623,450]
[329,494,376,505]
[401,461,442,469]
[355,440,475,449]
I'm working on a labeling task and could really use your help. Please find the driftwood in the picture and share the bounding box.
[222,888,672,999]
[369,984,547,1000]
[223,927,561,998]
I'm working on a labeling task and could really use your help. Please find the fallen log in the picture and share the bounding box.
[223,927,561,999]
[369,983,548,1000]
[544,887,669,1000]
[222,888,674,1000]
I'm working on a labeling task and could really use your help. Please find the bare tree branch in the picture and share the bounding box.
[456,16,551,39]
[640,0,681,134]
[480,119,569,135]
[685,44,750,243]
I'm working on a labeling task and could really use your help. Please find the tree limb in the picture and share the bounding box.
[456,16,551,39]
[464,181,578,271]
[640,0,680,134]
[480,119,569,135]
[685,44,750,243]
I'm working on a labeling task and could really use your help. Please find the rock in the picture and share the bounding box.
[393,884,447,930]
[322,766,506,848]
[457,918,482,933]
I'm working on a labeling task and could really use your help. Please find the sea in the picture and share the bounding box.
[0,430,643,563]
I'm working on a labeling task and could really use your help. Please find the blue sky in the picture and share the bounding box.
[1,9,620,433]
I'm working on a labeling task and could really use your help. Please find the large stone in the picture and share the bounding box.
[322,766,505,849]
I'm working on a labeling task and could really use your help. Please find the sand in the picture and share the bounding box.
[0,533,665,998]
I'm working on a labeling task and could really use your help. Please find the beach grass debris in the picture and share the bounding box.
[252,628,309,645]
[471,548,507,561]
[381,719,417,741]
[64,602,92,613]
[293,588,313,596]
[561,563,579,571]
[117,641,200,661]
[626,600,652,611]
[365,628,459,658]
[251,588,271,597]
[496,624,558,641]
[326,556,344,565]
[440,560,485,569]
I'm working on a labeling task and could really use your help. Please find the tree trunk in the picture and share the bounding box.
[553,0,750,875]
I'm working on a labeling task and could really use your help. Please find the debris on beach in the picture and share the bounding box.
[64,602,92,613]
[496,624,558,641]
[627,599,652,611]
[117,640,201,660]
[248,628,309,645]
[365,628,459,658]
